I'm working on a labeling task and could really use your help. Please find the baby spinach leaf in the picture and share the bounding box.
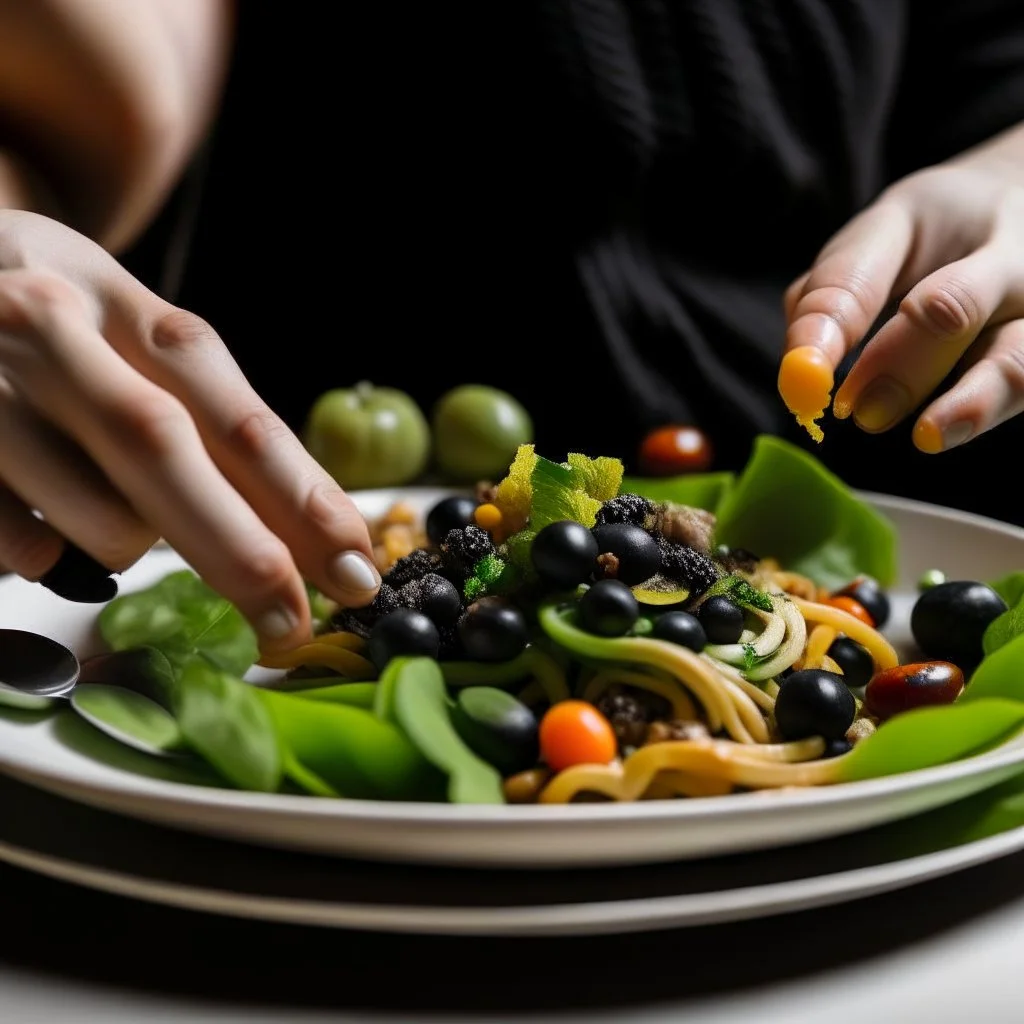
[838,698,1024,782]
[983,574,1024,656]
[98,570,257,677]
[619,472,736,513]
[174,659,281,792]
[70,684,185,757]
[388,657,505,803]
[712,435,897,590]
[258,687,440,800]
[963,631,1024,702]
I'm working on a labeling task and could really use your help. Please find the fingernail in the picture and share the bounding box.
[39,543,119,603]
[257,604,301,642]
[853,378,911,433]
[328,550,381,598]
[940,421,973,450]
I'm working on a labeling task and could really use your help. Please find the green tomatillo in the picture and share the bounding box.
[302,381,431,489]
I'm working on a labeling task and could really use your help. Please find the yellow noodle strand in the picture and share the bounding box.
[539,738,834,803]
[791,597,899,669]
[308,631,366,651]
[641,770,734,799]
[799,624,837,671]
[258,643,376,679]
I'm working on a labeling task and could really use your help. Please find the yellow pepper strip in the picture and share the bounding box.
[821,655,842,674]
[581,669,699,722]
[258,643,376,680]
[308,631,367,652]
[539,737,835,803]
[796,624,838,671]
[790,597,899,670]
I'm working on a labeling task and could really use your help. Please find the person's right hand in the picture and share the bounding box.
[0,209,381,654]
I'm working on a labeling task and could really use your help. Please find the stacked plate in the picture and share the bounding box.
[3,489,1024,936]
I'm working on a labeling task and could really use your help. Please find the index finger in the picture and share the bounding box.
[778,199,914,438]
[784,198,915,365]
[110,305,381,610]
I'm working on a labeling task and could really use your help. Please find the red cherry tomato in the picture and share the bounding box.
[865,662,964,721]
[638,426,713,476]
[539,701,618,772]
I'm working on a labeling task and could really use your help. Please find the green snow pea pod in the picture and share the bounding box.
[289,681,377,710]
[257,687,442,800]
[385,657,505,804]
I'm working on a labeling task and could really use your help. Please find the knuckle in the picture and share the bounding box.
[93,524,160,572]
[902,281,980,337]
[991,346,1024,395]
[105,390,191,455]
[0,525,63,581]
[0,270,83,331]
[223,407,292,461]
[235,539,296,596]
[150,309,221,353]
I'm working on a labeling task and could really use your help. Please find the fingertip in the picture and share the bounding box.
[326,549,382,608]
[254,601,313,656]
[912,417,943,455]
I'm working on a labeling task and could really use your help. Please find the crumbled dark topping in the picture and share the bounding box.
[716,546,760,574]
[658,539,721,597]
[597,691,653,750]
[440,525,496,580]
[384,548,444,588]
[329,582,401,637]
[594,494,656,528]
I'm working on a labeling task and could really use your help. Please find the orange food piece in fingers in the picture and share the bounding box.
[778,346,835,443]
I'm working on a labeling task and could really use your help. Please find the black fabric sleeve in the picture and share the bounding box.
[887,0,1024,177]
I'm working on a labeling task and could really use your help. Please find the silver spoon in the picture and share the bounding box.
[0,629,185,756]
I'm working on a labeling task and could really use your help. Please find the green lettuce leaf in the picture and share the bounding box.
[983,573,1024,656]
[712,435,897,590]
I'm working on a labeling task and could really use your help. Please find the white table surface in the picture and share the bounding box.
[2,828,1023,1023]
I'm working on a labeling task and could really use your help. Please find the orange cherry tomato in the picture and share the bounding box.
[824,595,876,628]
[637,425,713,476]
[539,700,618,772]
[777,346,834,443]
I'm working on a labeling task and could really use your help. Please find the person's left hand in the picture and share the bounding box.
[783,131,1024,453]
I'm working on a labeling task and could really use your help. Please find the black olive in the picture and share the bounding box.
[774,669,856,741]
[451,686,540,775]
[577,580,640,637]
[425,495,479,547]
[458,600,529,662]
[697,596,744,644]
[591,523,662,586]
[826,636,875,690]
[832,576,890,629]
[531,521,599,588]
[910,580,1008,669]
[651,610,708,652]
[397,573,463,627]
[367,608,440,671]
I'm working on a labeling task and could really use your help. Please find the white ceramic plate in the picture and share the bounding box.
[1,488,1024,869]
[0,767,1023,935]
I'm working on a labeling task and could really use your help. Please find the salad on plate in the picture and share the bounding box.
[9,435,1024,807]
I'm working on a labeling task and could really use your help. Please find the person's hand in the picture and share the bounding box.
[0,210,380,653]
[782,134,1024,453]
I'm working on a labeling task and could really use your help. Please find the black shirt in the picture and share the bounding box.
[123,0,1024,521]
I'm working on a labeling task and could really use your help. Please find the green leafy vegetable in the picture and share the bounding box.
[564,452,623,501]
[619,472,736,513]
[963,632,1024,702]
[70,684,185,756]
[713,435,897,590]
[983,573,1024,656]
[838,698,1024,781]
[174,660,281,792]
[258,687,440,800]
[702,575,774,612]
[99,570,257,677]
[529,457,602,530]
[386,657,505,804]
[464,553,516,601]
